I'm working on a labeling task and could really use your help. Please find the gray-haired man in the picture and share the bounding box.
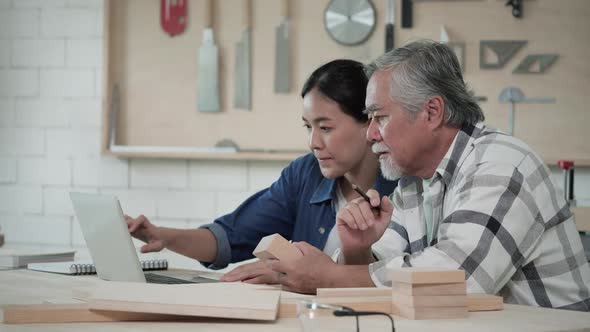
[271,40,590,311]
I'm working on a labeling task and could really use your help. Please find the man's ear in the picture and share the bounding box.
[424,96,445,128]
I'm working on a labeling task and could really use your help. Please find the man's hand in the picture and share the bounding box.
[270,242,338,294]
[336,189,393,261]
[125,214,165,253]
[220,259,279,284]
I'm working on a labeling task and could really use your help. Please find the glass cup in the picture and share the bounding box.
[297,300,357,332]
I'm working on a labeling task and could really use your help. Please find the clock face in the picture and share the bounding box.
[324,0,376,46]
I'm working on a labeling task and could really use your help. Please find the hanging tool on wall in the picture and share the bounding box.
[557,160,577,208]
[401,0,412,28]
[505,0,523,18]
[160,0,187,37]
[197,0,220,113]
[498,86,555,136]
[108,84,121,148]
[324,0,376,46]
[385,0,395,52]
[234,0,252,110]
[401,0,486,29]
[274,0,291,93]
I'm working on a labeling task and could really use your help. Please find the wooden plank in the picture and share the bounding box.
[393,281,467,296]
[253,233,302,262]
[88,282,280,321]
[391,268,465,284]
[393,293,467,308]
[573,207,590,232]
[391,303,468,320]
[0,304,192,324]
[316,287,391,298]
[467,294,504,312]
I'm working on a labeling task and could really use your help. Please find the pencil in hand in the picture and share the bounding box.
[351,183,382,212]
[344,173,381,212]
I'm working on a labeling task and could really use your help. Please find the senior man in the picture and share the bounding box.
[271,40,590,311]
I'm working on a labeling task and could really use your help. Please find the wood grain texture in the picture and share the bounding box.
[0,304,190,324]
[252,233,302,262]
[88,282,280,321]
[316,287,391,298]
[391,268,465,284]
[393,293,467,308]
[393,282,467,296]
[391,304,468,320]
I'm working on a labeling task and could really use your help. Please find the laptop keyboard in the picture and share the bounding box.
[144,272,195,284]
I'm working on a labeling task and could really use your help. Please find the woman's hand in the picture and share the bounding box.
[125,214,165,253]
[220,259,279,284]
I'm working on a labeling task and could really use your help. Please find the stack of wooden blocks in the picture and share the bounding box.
[391,268,468,320]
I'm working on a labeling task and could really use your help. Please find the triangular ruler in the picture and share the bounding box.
[513,54,559,74]
[480,40,527,69]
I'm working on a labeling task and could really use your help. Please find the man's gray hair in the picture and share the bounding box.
[366,40,484,127]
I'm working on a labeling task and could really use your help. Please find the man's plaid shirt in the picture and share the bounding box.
[369,123,590,311]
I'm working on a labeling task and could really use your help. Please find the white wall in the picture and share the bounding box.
[0,0,587,268]
[0,0,289,269]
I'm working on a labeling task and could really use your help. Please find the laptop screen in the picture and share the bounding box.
[70,192,147,282]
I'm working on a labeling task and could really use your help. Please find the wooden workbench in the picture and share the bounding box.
[0,269,588,331]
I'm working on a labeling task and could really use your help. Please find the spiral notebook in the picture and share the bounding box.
[27,259,168,275]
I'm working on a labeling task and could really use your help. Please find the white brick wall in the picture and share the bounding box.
[66,39,101,67]
[0,158,17,184]
[130,159,188,189]
[0,69,39,97]
[73,157,127,187]
[12,39,65,67]
[15,98,69,127]
[0,99,15,126]
[189,160,248,191]
[41,9,99,38]
[0,0,586,273]
[0,185,42,214]
[0,10,39,38]
[0,128,45,156]
[40,69,94,97]
[18,158,71,185]
[0,39,9,67]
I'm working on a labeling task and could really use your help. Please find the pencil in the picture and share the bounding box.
[348,181,381,211]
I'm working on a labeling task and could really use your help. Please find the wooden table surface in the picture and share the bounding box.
[1,269,589,331]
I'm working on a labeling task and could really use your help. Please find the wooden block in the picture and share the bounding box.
[0,304,190,324]
[467,294,504,312]
[393,293,467,307]
[391,268,465,284]
[393,281,466,296]
[252,233,302,262]
[279,296,392,318]
[317,287,391,298]
[88,282,280,321]
[391,303,468,320]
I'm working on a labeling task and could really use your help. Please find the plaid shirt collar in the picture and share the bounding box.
[398,122,485,191]
[435,122,484,188]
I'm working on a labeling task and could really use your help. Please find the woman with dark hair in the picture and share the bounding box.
[126,60,398,284]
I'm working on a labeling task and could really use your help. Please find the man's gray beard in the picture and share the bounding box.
[379,157,402,181]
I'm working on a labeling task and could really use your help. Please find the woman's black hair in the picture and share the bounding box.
[300,59,369,123]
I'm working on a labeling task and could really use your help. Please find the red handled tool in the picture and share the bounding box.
[557,160,576,207]
[160,0,187,37]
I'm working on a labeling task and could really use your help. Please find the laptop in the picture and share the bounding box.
[70,192,218,284]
